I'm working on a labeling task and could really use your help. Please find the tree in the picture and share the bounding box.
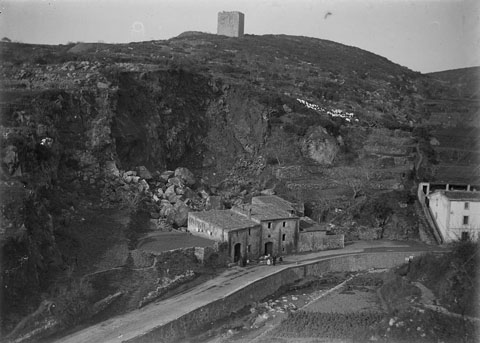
[2,37,12,43]
[333,165,371,199]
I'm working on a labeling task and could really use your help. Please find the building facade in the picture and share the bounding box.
[217,11,245,37]
[232,202,300,256]
[428,190,480,242]
[187,209,261,262]
[188,195,344,263]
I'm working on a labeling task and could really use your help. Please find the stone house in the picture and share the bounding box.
[187,209,261,263]
[428,189,480,242]
[231,202,300,256]
[188,195,344,263]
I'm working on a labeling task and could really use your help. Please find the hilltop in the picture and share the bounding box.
[428,66,480,99]
[0,33,478,340]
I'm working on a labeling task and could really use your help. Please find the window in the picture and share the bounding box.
[463,216,469,225]
[282,234,286,241]
[247,244,251,253]
[282,221,286,227]
[248,228,251,236]
[282,247,285,252]
[465,202,469,210]
[267,222,272,229]
[268,234,271,238]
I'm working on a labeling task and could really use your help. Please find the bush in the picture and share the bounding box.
[118,191,144,213]
[275,311,383,340]
[51,279,94,327]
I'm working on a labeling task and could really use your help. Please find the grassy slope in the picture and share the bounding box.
[427,66,480,99]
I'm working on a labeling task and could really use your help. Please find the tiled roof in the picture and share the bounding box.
[430,190,480,201]
[189,210,258,231]
[252,195,295,212]
[233,203,298,221]
[444,191,480,201]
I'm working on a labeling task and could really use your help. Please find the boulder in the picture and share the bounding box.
[164,185,176,198]
[300,126,339,165]
[137,166,152,180]
[206,195,225,210]
[282,104,292,113]
[168,177,184,187]
[138,179,149,192]
[199,189,209,199]
[2,145,19,175]
[105,161,120,177]
[260,189,275,196]
[172,201,190,227]
[183,187,199,201]
[160,170,174,182]
[160,201,174,217]
[174,167,196,186]
[430,137,440,146]
[168,194,183,204]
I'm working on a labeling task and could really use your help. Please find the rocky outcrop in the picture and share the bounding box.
[300,126,339,165]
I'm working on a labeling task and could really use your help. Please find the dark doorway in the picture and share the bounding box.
[233,243,241,262]
[264,242,273,256]
[422,185,428,194]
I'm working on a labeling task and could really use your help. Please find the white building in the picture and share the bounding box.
[428,190,480,242]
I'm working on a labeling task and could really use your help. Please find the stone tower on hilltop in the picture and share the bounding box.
[217,11,245,37]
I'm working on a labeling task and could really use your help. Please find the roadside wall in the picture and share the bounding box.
[297,232,344,252]
[195,242,229,266]
[417,183,444,244]
[125,251,427,343]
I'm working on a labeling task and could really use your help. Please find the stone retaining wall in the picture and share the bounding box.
[125,251,430,343]
[297,232,344,252]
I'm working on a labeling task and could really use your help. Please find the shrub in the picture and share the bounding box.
[118,191,144,213]
[51,279,94,327]
[275,311,383,340]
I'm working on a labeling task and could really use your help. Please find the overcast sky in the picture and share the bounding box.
[1,0,479,73]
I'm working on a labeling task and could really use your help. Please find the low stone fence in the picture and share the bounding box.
[125,251,429,343]
[194,242,229,266]
[136,242,229,268]
[298,232,344,252]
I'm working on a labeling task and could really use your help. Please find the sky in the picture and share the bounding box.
[0,0,479,73]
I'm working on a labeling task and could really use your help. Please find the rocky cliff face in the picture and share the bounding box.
[1,34,476,337]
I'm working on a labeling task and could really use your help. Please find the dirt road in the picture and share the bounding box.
[54,241,446,343]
